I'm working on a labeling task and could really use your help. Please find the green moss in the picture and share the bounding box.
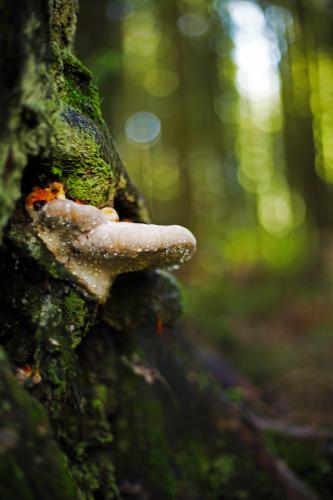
[9,223,72,282]
[50,119,116,207]
[0,349,80,500]
[55,352,118,500]
[71,457,119,500]
[50,1,77,48]
[115,383,178,499]
[142,400,178,497]
[60,49,102,122]
[36,45,117,207]
[31,291,84,422]
[63,154,113,206]
[63,76,101,123]
[0,7,54,240]
[64,292,87,348]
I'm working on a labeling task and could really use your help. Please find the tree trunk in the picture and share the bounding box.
[0,1,292,499]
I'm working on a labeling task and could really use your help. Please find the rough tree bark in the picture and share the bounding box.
[0,1,289,499]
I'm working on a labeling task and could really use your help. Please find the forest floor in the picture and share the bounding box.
[186,263,333,498]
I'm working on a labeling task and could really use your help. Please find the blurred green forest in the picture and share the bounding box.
[76,0,333,439]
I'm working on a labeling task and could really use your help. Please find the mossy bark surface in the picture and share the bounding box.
[0,1,287,499]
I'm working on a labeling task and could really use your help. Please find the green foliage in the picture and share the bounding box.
[175,442,236,499]
[265,433,333,499]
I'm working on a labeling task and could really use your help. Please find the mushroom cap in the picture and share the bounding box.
[74,222,196,259]
[38,199,105,232]
[28,198,196,302]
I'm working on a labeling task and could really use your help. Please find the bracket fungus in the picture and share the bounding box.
[26,184,196,302]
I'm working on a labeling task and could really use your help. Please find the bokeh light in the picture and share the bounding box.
[177,13,209,38]
[125,111,161,147]
[144,68,179,97]
[229,1,281,101]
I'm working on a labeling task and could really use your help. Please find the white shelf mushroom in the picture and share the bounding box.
[26,198,196,302]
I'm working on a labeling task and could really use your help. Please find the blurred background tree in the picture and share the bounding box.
[76,2,333,493]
